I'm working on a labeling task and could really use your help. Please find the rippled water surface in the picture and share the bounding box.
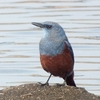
[0,0,100,95]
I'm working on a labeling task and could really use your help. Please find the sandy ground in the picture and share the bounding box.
[0,83,100,100]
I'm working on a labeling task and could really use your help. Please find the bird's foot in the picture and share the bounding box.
[38,82,49,86]
[37,74,51,86]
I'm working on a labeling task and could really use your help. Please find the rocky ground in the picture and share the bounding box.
[0,83,99,100]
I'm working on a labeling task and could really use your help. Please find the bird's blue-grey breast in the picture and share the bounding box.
[39,21,73,58]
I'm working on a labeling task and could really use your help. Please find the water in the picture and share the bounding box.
[0,0,100,95]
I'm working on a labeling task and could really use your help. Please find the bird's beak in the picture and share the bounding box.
[32,22,44,28]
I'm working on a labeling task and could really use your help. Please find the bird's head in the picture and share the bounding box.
[32,21,66,39]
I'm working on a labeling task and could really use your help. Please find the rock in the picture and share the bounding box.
[0,83,99,100]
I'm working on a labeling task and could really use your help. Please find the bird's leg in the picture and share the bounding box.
[38,74,52,86]
[44,74,52,85]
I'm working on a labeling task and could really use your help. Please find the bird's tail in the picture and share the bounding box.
[65,71,76,87]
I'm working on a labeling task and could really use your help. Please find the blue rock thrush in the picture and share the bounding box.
[32,21,76,87]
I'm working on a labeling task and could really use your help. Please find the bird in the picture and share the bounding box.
[32,21,76,87]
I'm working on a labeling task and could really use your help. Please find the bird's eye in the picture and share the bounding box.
[46,25,52,29]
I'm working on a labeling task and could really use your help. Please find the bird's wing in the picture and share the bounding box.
[65,41,74,63]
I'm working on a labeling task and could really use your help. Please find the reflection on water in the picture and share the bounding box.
[0,0,100,95]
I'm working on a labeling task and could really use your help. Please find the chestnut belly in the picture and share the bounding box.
[40,50,74,78]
